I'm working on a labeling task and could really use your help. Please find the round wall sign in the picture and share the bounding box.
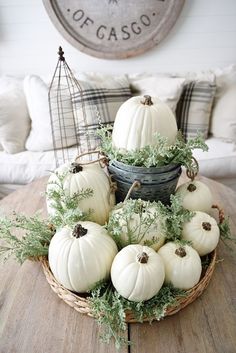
[43,0,185,59]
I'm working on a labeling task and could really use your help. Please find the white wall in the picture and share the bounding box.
[0,0,236,77]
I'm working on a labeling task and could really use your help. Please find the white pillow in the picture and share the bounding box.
[128,74,186,111]
[76,72,130,86]
[0,76,30,154]
[71,76,132,154]
[176,80,216,141]
[24,75,77,152]
[171,69,215,83]
[214,64,236,93]
[210,84,236,143]
[210,65,236,142]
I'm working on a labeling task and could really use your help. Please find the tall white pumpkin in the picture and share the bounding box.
[46,161,115,225]
[49,221,118,293]
[112,95,177,151]
[111,244,165,302]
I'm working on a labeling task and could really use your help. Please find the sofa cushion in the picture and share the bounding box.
[0,147,77,185]
[210,65,236,143]
[176,81,216,140]
[193,137,236,179]
[24,74,131,154]
[128,74,186,112]
[24,75,78,152]
[0,76,30,154]
[72,76,132,153]
[210,85,236,143]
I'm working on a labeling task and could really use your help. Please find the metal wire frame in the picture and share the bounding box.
[48,46,87,167]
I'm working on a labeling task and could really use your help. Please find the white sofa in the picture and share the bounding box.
[193,65,236,190]
[0,66,236,199]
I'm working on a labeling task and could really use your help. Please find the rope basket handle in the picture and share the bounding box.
[186,156,199,181]
[74,150,108,168]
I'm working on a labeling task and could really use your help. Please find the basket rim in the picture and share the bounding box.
[40,249,216,323]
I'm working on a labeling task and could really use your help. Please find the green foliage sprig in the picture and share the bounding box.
[107,199,162,249]
[157,194,195,241]
[89,281,186,349]
[107,195,194,249]
[218,217,235,248]
[97,126,208,171]
[0,171,94,263]
[219,217,232,241]
[0,214,54,263]
[46,171,93,228]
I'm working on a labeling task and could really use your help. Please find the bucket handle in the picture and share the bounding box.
[186,156,199,181]
[74,150,108,168]
[124,180,141,202]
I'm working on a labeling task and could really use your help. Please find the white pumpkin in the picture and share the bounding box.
[112,95,177,151]
[175,180,213,213]
[49,221,118,293]
[111,244,165,302]
[158,242,202,290]
[182,211,220,256]
[46,161,115,225]
[109,200,165,250]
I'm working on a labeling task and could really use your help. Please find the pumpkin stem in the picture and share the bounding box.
[175,247,186,258]
[137,252,149,263]
[47,223,56,234]
[70,162,83,174]
[141,95,153,106]
[72,224,88,238]
[187,183,197,192]
[202,222,212,231]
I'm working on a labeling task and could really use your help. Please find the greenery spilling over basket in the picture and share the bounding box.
[40,249,216,348]
[0,171,232,349]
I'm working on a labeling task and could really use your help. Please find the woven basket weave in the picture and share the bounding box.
[40,249,216,323]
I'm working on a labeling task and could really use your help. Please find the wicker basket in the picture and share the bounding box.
[40,249,216,323]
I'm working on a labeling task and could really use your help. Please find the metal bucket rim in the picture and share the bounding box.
[114,173,181,188]
[109,160,181,173]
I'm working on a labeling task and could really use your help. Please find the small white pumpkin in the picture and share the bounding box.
[111,244,165,302]
[46,161,115,225]
[182,211,220,256]
[175,180,213,213]
[112,95,177,151]
[109,200,165,250]
[158,242,202,290]
[49,221,118,293]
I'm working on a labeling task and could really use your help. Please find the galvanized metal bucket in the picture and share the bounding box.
[108,160,182,204]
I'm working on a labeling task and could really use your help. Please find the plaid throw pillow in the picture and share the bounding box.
[72,80,132,153]
[176,81,216,140]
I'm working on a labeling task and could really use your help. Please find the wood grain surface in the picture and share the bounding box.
[0,175,236,353]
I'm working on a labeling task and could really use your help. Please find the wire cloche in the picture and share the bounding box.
[48,46,86,166]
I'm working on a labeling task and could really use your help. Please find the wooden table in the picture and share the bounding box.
[0,176,236,353]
